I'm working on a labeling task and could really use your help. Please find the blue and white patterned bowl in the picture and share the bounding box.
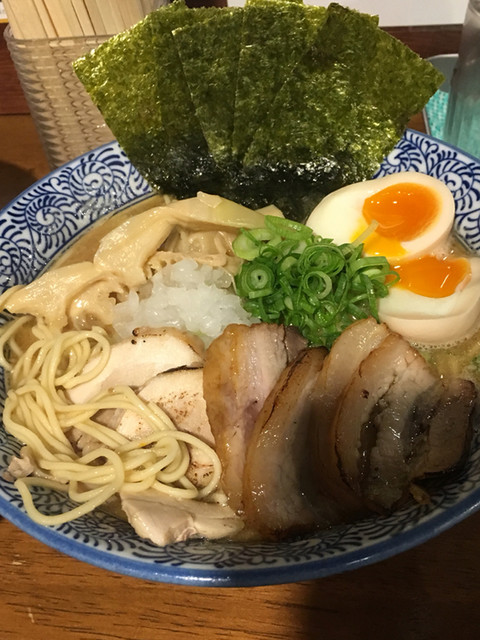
[1,130,480,587]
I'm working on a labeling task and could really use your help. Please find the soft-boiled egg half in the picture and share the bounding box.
[306,171,455,263]
[306,171,480,346]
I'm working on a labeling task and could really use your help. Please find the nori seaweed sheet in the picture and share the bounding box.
[75,1,443,222]
[241,3,443,220]
[75,1,223,196]
[145,1,224,195]
[73,15,163,184]
[173,8,244,164]
[232,0,326,162]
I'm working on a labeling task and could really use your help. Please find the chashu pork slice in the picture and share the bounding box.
[203,322,307,513]
[334,333,434,498]
[334,332,475,510]
[243,348,330,538]
[313,317,390,515]
[408,377,475,476]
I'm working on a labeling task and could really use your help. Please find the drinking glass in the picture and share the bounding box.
[443,0,480,158]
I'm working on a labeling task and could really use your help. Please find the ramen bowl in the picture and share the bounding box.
[1,129,480,587]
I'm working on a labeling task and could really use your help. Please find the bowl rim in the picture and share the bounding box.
[1,128,480,587]
[1,474,480,587]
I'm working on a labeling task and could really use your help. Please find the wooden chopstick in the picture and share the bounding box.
[32,0,57,38]
[45,0,83,37]
[2,0,24,38]
[71,0,95,36]
[117,0,145,29]
[3,0,46,39]
[140,0,154,14]
[97,0,126,34]
[83,0,108,35]
[3,0,160,40]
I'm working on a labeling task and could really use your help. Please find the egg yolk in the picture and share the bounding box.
[393,255,471,298]
[359,182,440,257]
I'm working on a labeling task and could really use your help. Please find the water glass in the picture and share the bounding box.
[443,0,480,158]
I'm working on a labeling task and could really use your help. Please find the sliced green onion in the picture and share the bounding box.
[265,215,313,240]
[233,215,397,348]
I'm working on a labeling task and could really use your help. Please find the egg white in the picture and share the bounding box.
[378,257,480,346]
[306,171,455,263]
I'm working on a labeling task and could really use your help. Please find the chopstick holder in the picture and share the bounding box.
[2,0,170,169]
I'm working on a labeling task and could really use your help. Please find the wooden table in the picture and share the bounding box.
[2,20,480,640]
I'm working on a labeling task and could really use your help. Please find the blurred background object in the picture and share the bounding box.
[443,0,480,158]
[423,54,458,141]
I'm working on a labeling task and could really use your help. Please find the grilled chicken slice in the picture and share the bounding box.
[243,348,330,538]
[107,368,216,490]
[68,327,204,404]
[120,491,243,546]
[203,323,307,513]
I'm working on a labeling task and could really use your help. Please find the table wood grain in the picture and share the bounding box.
[1,20,479,640]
